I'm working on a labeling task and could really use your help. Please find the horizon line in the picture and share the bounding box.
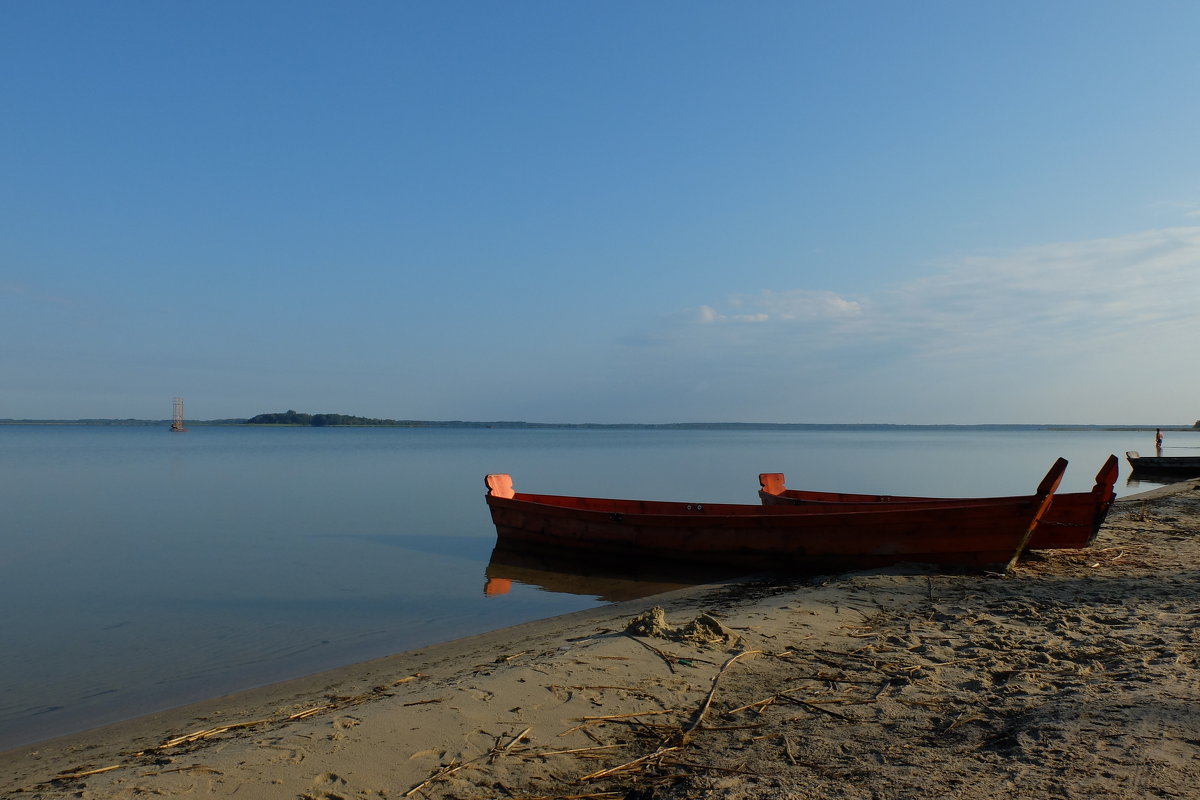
[0,418,1193,430]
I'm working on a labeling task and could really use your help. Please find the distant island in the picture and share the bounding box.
[245,410,405,426]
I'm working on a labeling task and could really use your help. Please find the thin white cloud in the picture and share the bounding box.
[0,282,76,307]
[678,226,1200,365]
[890,226,1200,359]
[1150,200,1200,219]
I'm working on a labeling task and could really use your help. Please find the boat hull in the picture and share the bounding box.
[758,455,1118,550]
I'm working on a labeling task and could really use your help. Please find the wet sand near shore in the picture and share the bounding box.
[3,481,1198,799]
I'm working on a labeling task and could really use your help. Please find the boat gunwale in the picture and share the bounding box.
[491,490,1044,521]
[759,454,1119,510]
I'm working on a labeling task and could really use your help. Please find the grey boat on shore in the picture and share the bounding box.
[1126,451,1200,475]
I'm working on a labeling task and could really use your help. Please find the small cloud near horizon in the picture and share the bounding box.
[695,289,864,324]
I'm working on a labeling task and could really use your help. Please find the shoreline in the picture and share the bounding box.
[4,480,1199,798]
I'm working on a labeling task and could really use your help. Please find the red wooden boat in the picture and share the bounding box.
[483,459,1067,572]
[757,454,1118,551]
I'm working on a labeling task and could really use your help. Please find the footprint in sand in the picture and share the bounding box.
[315,771,347,785]
[299,772,351,800]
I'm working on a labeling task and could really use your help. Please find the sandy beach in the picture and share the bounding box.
[3,480,1198,799]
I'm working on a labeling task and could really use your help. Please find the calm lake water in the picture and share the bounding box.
[0,424,1177,750]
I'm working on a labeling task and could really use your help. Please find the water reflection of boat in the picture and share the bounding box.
[483,544,744,601]
[1124,474,1174,491]
[1126,451,1200,478]
[483,459,1067,572]
[758,455,1118,550]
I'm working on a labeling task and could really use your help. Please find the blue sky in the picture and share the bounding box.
[3,1,1199,423]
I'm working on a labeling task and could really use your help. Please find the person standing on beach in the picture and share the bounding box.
[1156,428,1164,455]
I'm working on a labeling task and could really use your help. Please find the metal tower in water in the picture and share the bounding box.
[170,397,187,432]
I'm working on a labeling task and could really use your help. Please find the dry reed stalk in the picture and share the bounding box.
[580,710,676,722]
[554,684,665,701]
[488,727,533,763]
[677,650,763,744]
[804,696,869,707]
[51,764,123,780]
[557,709,676,737]
[630,721,691,732]
[393,673,425,684]
[148,681,401,753]
[871,678,895,700]
[724,696,777,715]
[473,651,530,672]
[155,718,274,749]
[577,646,765,786]
[404,728,529,796]
[404,758,468,797]
[922,656,983,668]
[580,727,606,746]
[816,674,886,685]
[941,711,985,732]
[527,744,627,757]
[811,652,872,672]
[783,734,799,765]
[725,676,868,716]
[780,695,853,721]
[138,764,222,776]
[695,722,768,732]
[287,703,336,720]
[578,745,682,781]
[124,699,353,758]
[509,793,625,800]
[664,759,774,778]
[623,635,680,673]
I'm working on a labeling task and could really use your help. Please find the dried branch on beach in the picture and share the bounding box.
[569,647,765,785]
[403,727,531,797]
